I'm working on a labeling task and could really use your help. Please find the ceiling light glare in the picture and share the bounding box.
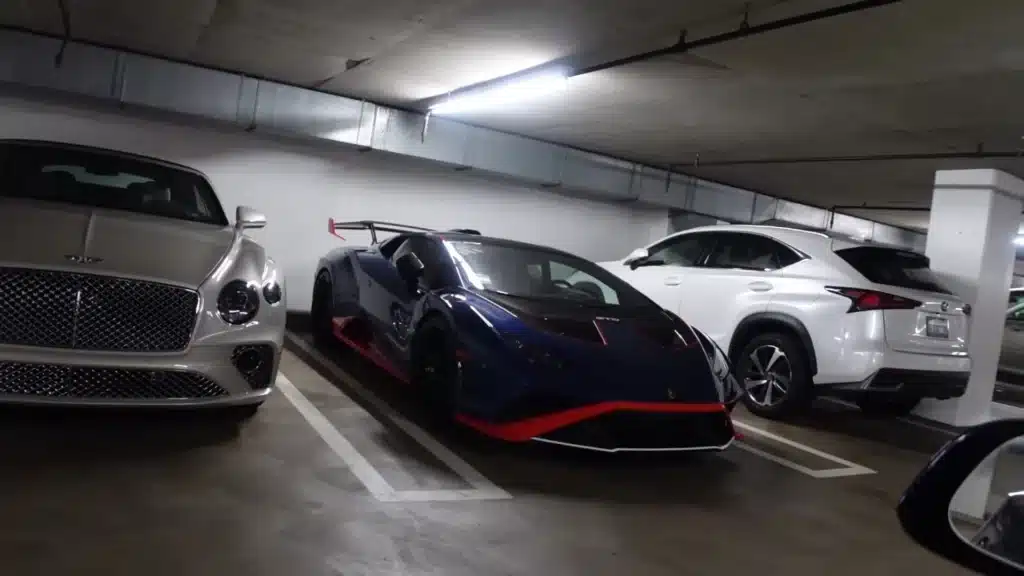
[429,71,568,115]
[1015,236,1024,246]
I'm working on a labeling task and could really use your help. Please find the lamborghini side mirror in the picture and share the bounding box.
[898,418,1024,575]
[625,248,649,270]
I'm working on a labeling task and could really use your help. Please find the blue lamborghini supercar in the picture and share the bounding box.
[311,220,742,452]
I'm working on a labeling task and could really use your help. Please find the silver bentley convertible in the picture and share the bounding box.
[0,139,285,416]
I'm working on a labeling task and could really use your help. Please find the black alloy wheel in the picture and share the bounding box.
[413,319,461,424]
[312,273,335,347]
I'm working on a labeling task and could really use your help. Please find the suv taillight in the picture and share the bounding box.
[825,286,921,313]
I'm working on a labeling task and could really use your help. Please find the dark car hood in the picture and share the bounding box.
[463,289,722,404]
[478,290,683,347]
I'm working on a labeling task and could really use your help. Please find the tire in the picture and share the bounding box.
[411,317,460,423]
[311,272,335,347]
[856,395,921,417]
[735,332,813,420]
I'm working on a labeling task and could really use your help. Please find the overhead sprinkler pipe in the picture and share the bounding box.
[424,0,902,114]
[686,150,1024,167]
[570,0,903,77]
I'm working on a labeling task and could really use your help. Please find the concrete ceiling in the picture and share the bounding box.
[3,0,1024,231]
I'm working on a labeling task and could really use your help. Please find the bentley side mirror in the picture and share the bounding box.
[236,206,267,230]
[898,418,1024,575]
[624,248,650,270]
[395,252,425,291]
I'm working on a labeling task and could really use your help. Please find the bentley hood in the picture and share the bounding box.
[0,198,234,288]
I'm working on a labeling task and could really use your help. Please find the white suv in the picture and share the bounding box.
[600,225,971,420]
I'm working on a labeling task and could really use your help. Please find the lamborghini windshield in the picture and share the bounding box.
[0,141,228,226]
[443,239,650,308]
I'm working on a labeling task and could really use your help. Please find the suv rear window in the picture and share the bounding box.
[835,246,950,294]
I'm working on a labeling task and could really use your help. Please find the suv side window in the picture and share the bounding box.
[705,232,802,271]
[647,232,715,267]
[391,236,453,290]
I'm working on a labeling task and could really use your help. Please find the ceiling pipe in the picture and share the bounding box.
[689,150,1024,167]
[830,204,930,211]
[53,0,70,67]
[571,0,902,77]
[832,204,1024,216]
[419,0,902,109]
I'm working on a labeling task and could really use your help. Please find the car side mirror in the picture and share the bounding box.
[395,253,425,290]
[898,418,1024,574]
[624,248,650,270]
[236,206,267,230]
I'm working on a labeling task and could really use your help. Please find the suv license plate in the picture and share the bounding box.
[926,316,950,339]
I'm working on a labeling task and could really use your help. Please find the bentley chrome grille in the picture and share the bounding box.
[0,362,227,399]
[0,267,199,352]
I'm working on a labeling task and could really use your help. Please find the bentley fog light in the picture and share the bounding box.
[218,280,260,324]
[263,281,282,304]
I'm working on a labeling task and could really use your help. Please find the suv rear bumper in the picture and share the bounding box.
[828,368,969,400]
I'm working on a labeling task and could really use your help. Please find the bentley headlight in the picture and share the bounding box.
[218,280,260,325]
[263,281,282,305]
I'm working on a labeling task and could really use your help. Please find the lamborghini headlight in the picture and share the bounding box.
[692,327,742,406]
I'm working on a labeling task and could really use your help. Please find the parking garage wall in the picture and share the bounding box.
[0,96,667,311]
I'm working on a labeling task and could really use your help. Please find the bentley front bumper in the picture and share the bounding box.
[0,341,281,408]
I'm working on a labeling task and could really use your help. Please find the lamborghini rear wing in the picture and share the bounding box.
[328,219,434,243]
[327,219,480,243]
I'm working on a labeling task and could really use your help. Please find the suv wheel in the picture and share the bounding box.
[856,395,921,417]
[735,332,813,420]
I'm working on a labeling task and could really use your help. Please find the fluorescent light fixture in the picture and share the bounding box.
[1015,235,1024,246]
[429,71,568,115]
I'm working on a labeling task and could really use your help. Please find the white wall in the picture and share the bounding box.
[0,96,668,311]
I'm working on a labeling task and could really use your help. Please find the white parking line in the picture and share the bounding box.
[282,335,512,503]
[819,397,960,436]
[732,420,877,479]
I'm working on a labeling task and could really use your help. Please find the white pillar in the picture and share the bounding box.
[915,169,1024,427]
[915,170,1024,521]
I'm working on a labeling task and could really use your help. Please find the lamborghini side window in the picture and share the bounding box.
[379,235,407,259]
[392,236,455,290]
[445,240,649,307]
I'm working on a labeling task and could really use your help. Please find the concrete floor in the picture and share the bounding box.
[0,335,977,576]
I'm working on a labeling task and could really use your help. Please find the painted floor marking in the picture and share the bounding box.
[282,335,512,503]
[732,419,877,479]
[818,397,960,436]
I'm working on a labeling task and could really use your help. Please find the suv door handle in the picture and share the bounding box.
[748,281,773,292]
[664,276,682,286]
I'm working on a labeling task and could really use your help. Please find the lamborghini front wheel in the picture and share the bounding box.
[413,317,461,424]
[311,272,335,347]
